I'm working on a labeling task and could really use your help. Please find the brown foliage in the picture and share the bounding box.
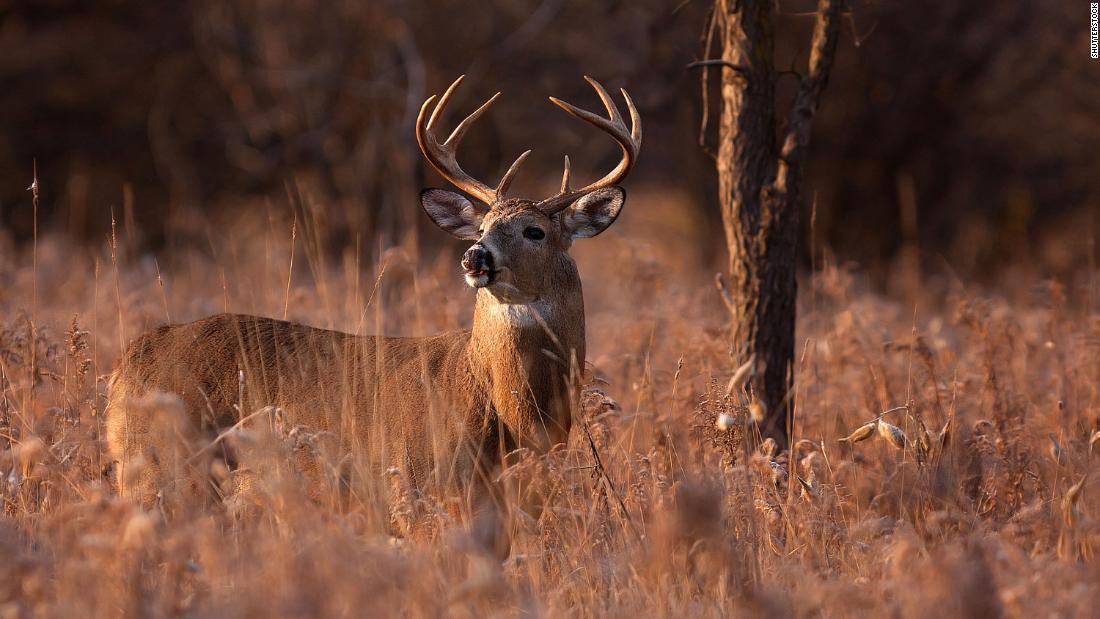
[1,195,1099,615]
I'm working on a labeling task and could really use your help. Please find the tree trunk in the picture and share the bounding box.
[713,0,843,450]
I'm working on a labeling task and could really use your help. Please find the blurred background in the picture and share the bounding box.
[1,0,1098,282]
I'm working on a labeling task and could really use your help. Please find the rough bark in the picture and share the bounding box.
[713,0,843,449]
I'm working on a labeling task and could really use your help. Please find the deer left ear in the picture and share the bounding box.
[562,187,625,239]
[421,188,485,240]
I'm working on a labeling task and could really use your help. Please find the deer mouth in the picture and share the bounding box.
[464,268,499,288]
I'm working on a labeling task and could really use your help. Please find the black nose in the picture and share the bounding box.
[461,245,494,272]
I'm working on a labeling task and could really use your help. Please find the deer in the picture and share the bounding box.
[104,75,641,542]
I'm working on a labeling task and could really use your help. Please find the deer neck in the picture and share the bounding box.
[466,258,585,450]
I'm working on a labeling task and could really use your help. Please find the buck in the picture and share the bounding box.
[105,75,642,523]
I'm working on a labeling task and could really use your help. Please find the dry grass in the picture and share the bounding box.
[1,192,1099,617]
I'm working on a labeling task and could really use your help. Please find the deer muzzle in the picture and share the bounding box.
[462,244,497,288]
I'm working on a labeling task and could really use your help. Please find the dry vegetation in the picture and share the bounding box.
[1,191,1099,617]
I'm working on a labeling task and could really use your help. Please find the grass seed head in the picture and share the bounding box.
[937,416,953,449]
[749,400,766,424]
[14,436,45,469]
[797,471,819,500]
[715,413,736,432]
[917,425,931,453]
[877,421,907,450]
[800,450,822,477]
[839,421,876,444]
[760,437,778,459]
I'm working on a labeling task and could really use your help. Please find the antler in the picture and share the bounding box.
[416,75,531,206]
[536,76,643,215]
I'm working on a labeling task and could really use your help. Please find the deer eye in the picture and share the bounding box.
[523,226,545,241]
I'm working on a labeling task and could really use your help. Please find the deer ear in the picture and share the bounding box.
[421,189,484,240]
[561,187,625,239]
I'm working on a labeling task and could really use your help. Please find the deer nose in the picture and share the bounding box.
[461,244,494,273]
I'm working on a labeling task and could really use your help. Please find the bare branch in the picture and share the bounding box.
[696,6,719,151]
[774,0,844,196]
[686,59,751,77]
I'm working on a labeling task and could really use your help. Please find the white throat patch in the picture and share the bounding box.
[483,297,555,328]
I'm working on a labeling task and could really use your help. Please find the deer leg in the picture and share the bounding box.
[105,390,213,515]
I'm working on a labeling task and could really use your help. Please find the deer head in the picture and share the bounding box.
[417,76,642,305]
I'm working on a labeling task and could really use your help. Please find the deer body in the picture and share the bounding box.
[105,75,640,519]
[107,281,581,505]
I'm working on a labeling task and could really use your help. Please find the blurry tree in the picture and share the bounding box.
[188,0,425,249]
[2,1,1094,275]
[702,0,842,448]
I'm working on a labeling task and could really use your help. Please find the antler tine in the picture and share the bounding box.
[546,96,608,135]
[537,77,643,215]
[496,149,532,198]
[417,76,527,206]
[444,92,501,147]
[583,75,621,124]
[559,155,571,193]
[620,87,642,143]
[427,75,465,130]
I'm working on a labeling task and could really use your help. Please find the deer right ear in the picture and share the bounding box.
[421,189,485,240]
[561,186,625,239]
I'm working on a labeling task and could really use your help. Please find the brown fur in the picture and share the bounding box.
[105,200,586,516]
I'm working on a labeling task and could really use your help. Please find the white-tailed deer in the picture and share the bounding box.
[105,75,641,529]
